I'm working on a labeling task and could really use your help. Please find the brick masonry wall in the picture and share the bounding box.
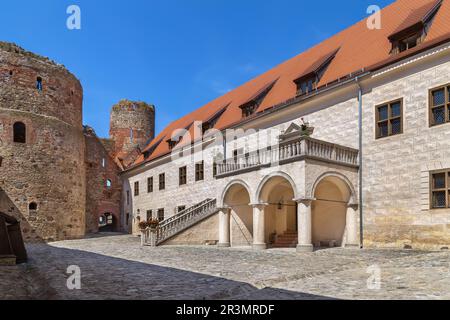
[84,128,122,234]
[110,100,155,160]
[0,43,86,242]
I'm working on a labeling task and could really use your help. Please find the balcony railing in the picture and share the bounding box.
[216,137,359,178]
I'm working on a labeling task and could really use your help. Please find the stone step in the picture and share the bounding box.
[0,255,16,266]
[272,244,297,248]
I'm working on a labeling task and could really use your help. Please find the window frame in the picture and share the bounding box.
[147,177,153,193]
[375,98,404,139]
[430,170,450,210]
[195,161,204,182]
[13,122,26,144]
[134,181,139,197]
[429,84,450,127]
[213,162,217,178]
[157,208,165,222]
[159,173,166,191]
[179,166,187,186]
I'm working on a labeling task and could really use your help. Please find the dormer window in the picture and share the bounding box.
[389,0,442,54]
[167,138,179,150]
[240,102,258,118]
[294,49,339,96]
[239,81,277,118]
[296,78,315,96]
[202,104,229,135]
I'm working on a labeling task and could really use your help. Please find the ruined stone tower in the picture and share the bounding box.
[109,99,155,163]
[0,42,86,242]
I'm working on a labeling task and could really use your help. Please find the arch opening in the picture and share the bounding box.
[99,213,117,232]
[258,175,297,248]
[13,122,26,143]
[312,175,352,248]
[223,183,253,247]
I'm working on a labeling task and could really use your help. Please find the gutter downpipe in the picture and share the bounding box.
[355,76,364,249]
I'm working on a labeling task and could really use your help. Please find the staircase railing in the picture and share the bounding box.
[144,199,218,246]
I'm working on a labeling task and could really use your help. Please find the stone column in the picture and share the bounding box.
[252,203,267,250]
[345,203,360,248]
[218,207,231,248]
[295,198,314,252]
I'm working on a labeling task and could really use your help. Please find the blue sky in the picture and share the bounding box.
[1,0,393,138]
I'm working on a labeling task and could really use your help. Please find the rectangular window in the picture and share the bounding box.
[159,173,165,190]
[375,99,403,139]
[195,161,204,181]
[126,213,130,225]
[177,206,186,213]
[157,209,165,222]
[126,190,130,205]
[147,177,153,193]
[179,166,187,185]
[146,210,153,220]
[431,171,450,209]
[213,162,217,177]
[429,85,450,127]
[134,181,139,196]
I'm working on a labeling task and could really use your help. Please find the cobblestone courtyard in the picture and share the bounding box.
[1,234,450,300]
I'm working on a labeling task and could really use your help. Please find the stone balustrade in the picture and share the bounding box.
[216,137,359,178]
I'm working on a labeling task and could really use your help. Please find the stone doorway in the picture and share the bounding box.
[99,213,117,232]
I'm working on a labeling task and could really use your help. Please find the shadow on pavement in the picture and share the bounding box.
[1,242,336,300]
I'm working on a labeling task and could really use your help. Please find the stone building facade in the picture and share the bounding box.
[122,0,450,250]
[0,42,155,242]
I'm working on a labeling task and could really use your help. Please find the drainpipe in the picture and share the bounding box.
[355,77,364,249]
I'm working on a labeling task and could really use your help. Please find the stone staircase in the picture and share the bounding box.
[272,231,298,248]
[153,199,219,246]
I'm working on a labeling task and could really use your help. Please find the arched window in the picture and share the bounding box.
[13,122,26,143]
[106,179,112,189]
[36,77,43,91]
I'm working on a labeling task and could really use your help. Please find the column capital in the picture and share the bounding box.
[217,206,231,212]
[293,198,315,206]
[249,203,268,209]
[347,203,359,210]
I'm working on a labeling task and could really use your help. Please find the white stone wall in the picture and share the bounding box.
[125,95,360,231]
[361,53,450,249]
[124,46,450,248]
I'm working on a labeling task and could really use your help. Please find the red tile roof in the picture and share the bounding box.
[131,0,450,168]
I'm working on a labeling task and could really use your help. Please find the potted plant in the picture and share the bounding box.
[138,221,149,231]
[300,118,314,137]
[148,218,160,230]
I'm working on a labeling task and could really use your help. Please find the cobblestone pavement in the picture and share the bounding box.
[1,234,450,300]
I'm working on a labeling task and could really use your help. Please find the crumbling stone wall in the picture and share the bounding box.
[110,99,155,161]
[0,42,86,242]
[84,126,122,234]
